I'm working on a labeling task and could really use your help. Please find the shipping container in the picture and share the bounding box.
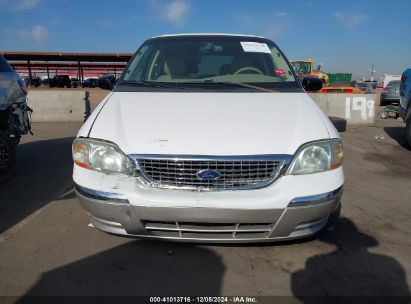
[328,73,352,83]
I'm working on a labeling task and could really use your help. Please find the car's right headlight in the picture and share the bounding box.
[72,138,135,176]
[286,139,343,175]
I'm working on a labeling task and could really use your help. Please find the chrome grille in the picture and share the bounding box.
[130,155,291,191]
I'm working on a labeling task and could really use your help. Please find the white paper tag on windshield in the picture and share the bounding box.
[240,41,271,53]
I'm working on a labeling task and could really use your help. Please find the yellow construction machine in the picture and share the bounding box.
[291,59,329,85]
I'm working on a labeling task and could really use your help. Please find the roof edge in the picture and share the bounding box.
[151,33,267,39]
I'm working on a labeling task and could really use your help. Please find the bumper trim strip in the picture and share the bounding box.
[74,184,129,204]
[288,186,343,207]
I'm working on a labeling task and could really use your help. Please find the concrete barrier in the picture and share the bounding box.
[309,93,376,125]
[27,90,88,123]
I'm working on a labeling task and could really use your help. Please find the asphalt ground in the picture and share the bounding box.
[0,116,410,303]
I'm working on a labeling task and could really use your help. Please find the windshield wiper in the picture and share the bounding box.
[118,80,209,91]
[118,80,275,92]
[202,80,275,92]
[118,80,174,89]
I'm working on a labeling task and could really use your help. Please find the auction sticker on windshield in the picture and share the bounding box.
[240,41,271,53]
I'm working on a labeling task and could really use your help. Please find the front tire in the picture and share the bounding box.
[0,131,16,185]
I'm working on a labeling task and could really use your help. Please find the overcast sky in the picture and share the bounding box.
[0,0,409,78]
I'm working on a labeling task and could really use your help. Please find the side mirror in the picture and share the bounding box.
[98,78,114,90]
[301,76,323,92]
[328,116,347,132]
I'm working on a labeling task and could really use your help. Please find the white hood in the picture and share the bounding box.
[88,92,333,156]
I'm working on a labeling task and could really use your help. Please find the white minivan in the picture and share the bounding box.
[72,34,344,243]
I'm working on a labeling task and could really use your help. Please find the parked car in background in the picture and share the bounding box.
[24,77,41,87]
[49,75,72,88]
[320,81,362,94]
[355,81,375,94]
[73,33,344,243]
[364,80,378,89]
[381,80,401,106]
[0,55,32,184]
[71,78,80,88]
[97,75,116,90]
[82,78,98,88]
[400,69,411,147]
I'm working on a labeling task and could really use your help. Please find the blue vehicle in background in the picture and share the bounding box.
[400,69,411,147]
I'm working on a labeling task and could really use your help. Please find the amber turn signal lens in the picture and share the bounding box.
[74,160,91,169]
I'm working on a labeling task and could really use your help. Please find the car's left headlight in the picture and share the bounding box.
[287,139,343,175]
[72,138,135,176]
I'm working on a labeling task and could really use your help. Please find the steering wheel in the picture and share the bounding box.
[234,66,263,75]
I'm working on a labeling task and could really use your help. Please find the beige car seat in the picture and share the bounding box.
[157,57,187,81]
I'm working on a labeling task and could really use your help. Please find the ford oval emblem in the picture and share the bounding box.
[196,169,221,180]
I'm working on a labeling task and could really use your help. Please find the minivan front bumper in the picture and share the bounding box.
[75,184,342,243]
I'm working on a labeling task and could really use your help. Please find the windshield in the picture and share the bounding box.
[119,35,299,91]
[387,80,400,87]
